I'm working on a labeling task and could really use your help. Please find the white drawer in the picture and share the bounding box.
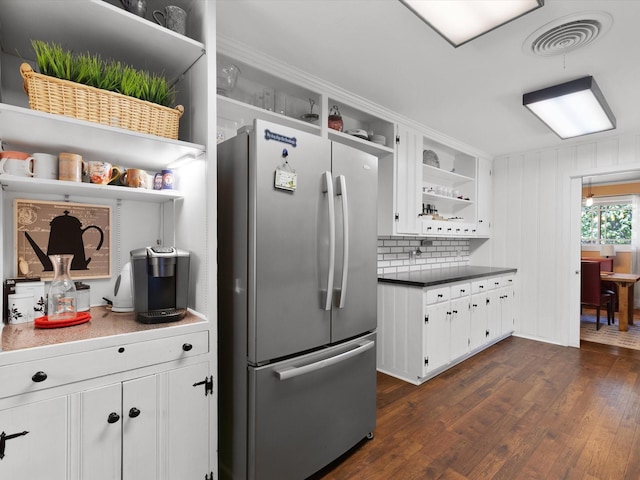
[0,330,208,399]
[471,279,492,294]
[450,282,470,299]
[425,286,450,305]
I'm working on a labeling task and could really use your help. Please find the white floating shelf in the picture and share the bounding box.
[0,104,205,171]
[0,175,183,203]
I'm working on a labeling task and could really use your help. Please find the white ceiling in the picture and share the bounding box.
[216,0,640,158]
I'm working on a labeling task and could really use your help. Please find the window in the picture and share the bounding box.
[581,197,633,245]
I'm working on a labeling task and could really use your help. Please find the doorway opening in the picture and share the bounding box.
[579,171,640,350]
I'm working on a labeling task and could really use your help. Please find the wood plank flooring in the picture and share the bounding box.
[311,337,640,480]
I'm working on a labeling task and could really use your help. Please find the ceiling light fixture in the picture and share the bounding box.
[523,76,616,139]
[400,0,544,47]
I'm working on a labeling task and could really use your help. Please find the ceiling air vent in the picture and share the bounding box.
[523,12,613,57]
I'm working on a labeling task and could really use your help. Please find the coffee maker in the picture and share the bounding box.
[130,246,190,323]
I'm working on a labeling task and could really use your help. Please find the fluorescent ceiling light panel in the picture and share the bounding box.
[523,76,616,139]
[400,0,544,47]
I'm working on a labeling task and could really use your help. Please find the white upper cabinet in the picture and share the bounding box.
[476,157,493,237]
[380,123,485,237]
[393,124,423,235]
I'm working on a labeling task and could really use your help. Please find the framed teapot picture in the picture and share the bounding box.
[14,199,111,280]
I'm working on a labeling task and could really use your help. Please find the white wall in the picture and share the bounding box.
[493,131,640,346]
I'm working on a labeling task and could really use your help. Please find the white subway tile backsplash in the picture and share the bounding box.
[378,236,470,276]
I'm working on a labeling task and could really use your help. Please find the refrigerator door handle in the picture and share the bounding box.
[336,175,349,308]
[275,340,374,380]
[323,171,336,310]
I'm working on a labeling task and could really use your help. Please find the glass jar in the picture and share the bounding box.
[47,254,77,321]
[328,105,343,132]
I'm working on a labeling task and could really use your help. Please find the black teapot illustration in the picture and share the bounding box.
[25,210,104,271]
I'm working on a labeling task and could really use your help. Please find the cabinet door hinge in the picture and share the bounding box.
[205,472,214,480]
[424,315,429,324]
[394,212,399,221]
[424,357,428,366]
[193,376,214,396]
[396,135,400,144]
[0,430,29,460]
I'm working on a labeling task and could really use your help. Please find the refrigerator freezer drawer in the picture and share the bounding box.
[248,332,376,480]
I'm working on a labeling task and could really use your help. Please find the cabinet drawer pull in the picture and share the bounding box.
[31,371,48,383]
[107,412,120,424]
[182,343,193,351]
[129,407,141,418]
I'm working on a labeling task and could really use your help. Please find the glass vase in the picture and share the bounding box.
[47,254,77,321]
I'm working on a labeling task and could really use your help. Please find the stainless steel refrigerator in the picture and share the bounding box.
[218,119,378,480]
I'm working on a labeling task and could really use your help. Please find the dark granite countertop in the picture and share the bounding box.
[378,266,517,288]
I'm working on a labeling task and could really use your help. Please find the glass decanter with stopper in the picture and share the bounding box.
[47,254,77,321]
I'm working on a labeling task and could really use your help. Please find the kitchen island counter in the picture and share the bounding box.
[379,266,517,288]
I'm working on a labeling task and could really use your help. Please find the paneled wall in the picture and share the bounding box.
[493,131,640,346]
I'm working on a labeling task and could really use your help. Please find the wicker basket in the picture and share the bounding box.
[20,63,184,140]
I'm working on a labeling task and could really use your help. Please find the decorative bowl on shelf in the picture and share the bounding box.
[423,149,439,167]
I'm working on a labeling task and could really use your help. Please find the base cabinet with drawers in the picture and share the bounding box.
[378,273,515,385]
[0,318,213,480]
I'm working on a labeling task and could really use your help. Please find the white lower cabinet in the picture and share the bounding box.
[1,330,212,480]
[378,274,515,385]
[78,362,210,480]
[0,395,68,478]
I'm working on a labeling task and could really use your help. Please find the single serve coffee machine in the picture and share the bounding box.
[130,246,190,323]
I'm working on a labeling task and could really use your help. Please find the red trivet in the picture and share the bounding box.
[34,312,91,328]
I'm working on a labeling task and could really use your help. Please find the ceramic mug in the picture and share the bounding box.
[32,153,59,180]
[85,161,119,185]
[58,152,83,182]
[122,168,147,188]
[0,151,35,177]
[153,5,187,35]
[15,281,46,317]
[7,292,34,324]
[109,165,125,186]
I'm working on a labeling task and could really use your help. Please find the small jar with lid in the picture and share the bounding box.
[74,281,91,312]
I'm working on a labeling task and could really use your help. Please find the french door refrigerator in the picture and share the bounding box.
[218,119,378,480]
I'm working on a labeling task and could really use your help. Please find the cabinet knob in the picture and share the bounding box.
[107,412,120,424]
[129,407,141,418]
[31,371,47,383]
[182,343,193,352]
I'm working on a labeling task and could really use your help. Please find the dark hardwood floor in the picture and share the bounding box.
[312,336,640,479]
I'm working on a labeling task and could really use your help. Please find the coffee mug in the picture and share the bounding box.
[7,292,35,324]
[122,168,147,188]
[58,152,83,182]
[109,165,125,186]
[153,5,187,35]
[85,161,119,185]
[0,151,35,177]
[32,153,59,179]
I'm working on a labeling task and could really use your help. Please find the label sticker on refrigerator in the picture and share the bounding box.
[275,166,297,192]
[264,129,297,147]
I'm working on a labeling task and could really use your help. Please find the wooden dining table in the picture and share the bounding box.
[601,272,640,331]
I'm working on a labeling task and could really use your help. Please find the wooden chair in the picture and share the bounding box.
[581,261,614,330]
